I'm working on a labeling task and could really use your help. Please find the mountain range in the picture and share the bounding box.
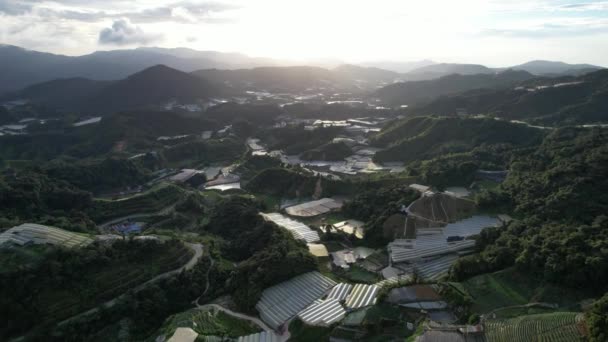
[0,44,603,95]
[9,65,223,113]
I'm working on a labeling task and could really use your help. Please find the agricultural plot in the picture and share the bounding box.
[484,312,585,342]
[256,271,336,330]
[298,298,346,326]
[90,183,183,222]
[0,223,92,248]
[461,268,588,314]
[284,198,343,217]
[159,307,261,338]
[345,284,379,309]
[260,213,320,243]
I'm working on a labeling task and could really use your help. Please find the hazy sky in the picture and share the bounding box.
[1,0,608,66]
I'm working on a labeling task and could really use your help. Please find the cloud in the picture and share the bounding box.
[98,19,162,45]
[480,18,608,38]
[558,2,608,11]
[0,1,33,15]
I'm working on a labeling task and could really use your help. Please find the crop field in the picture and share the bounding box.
[461,268,588,314]
[159,308,261,338]
[35,242,192,323]
[484,312,585,342]
[90,183,184,222]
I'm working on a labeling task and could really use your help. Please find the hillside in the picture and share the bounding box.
[512,60,603,75]
[0,45,283,94]
[7,65,224,113]
[192,64,403,93]
[371,116,544,163]
[375,70,534,105]
[407,69,608,125]
[402,63,495,81]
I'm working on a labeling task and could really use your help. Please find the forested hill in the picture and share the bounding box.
[455,127,608,293]
[6,65,226,113]
[371,116,544,163]
[375,69,534,105]
[406,69,608,126]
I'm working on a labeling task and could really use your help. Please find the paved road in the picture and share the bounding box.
[58,242,203,326]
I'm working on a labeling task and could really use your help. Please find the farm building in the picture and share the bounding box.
[388,216,501,280]
[111,221,144,235]
[0,223,92,248]
[327,283,353,301]
[255,271,336,330]
[386,284,442,304]
[169,169,202,183]
[307,243,329,257]
[298,298,346,326]
[331,219,365,239]
[167,327,198,342]
[284,198,343,217]
[444,187,470,198]
[237,331,279,342]
[331,250,357,269]
[261,213,320,243]
[409,184,431,193]
[345,284,379,310]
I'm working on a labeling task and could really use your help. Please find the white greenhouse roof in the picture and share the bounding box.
[345,284,379,310]
[0,223,92,248]
[237,331,279,342]
[261,213,320,243]
[255,271,336,330]
[327,283,353,301]
[298,298,346,326]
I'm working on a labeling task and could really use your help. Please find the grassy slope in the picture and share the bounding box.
[461,268,588,314]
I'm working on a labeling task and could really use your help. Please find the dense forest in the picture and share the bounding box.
[452,127,608,292]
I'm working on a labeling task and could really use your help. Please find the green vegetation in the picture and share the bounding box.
[201,196,317,311]
[0,239,193,339]
[371,116,544,163]
[343,185,419,245]
[0,169,95,232]
[455,128,608,294]
[484,312,585,342]
[288,318,332,342]
[457,268,587,314]
[300,141,352,161]
[45,157,149,193]
[263,125,344,155]
[88,183,183,222]
[587,293,608,342]
[340,265,380,284]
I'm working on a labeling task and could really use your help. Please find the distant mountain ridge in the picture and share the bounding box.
[405,69,608,126]
[9,65,223,113]
[0,44,603,95]
[0,45,286,94]
[375,69,535,105]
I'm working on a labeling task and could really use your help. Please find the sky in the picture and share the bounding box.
[1,0,608,66]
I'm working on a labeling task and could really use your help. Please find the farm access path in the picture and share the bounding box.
[195,303,291,342]
[57,242,203,326]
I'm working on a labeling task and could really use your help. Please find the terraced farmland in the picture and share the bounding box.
[484,312,585,342]
[90,183,184,222]
[159,307,261,338]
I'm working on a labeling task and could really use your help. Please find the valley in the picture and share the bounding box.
[0,46,607,342]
